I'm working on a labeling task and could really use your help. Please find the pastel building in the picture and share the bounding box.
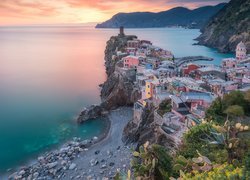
[236,41,247,60]
[127,39,140,48]
[222,58,237,69]
[123,56,139,68]
[145,78,159,99]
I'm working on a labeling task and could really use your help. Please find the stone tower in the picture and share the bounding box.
[119,26,125,36]
[236,41,247,60]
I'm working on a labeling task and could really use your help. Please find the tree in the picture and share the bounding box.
[223,91,246,108]
[224,105,244,121]
[244,90,250,102]
[205,91,249,124]
[157,99,172,116]
[206,97,224,124]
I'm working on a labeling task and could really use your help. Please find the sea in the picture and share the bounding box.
[0,25,232,173]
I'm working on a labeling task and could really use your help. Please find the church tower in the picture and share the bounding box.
[236,41,247,60]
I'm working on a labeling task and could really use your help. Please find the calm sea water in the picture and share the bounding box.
[0,26,231,172]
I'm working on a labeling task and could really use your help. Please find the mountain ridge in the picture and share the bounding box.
[96,3,226,29]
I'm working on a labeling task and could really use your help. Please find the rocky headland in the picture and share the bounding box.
[77,34,141,123]
[196,0,250,53]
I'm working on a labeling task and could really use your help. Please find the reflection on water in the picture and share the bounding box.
[0,26,231,172]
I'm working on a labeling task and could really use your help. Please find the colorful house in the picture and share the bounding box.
[146,58,161,69]
[123,55,139,68]
[127,39,140,48]
[182,63,200,76]
[145,78,159,99]
[170,92,214,118]
[222,58,237,69]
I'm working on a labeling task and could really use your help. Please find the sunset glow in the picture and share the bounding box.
[0,0,229,25]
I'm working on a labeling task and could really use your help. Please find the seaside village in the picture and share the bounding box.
[115,28,250,144]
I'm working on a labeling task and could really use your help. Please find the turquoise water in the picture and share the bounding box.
[0,26,232,173]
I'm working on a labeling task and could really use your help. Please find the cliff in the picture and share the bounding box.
[196,0,250,53]
[77,35,141,123]
[123,103,177,151]
[96,3,226,29]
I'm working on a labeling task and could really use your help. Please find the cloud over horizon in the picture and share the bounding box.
[0,0,229,25]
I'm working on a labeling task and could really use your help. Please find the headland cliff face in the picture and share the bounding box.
[122,103,177,151]
[77,35,141,123]
[196,0,250,53]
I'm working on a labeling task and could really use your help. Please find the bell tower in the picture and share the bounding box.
[236,41,247,60]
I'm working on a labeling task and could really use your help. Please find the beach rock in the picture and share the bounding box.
[69,163,76,170]
[95,150,100,155]
[80,139,91,147]
[47,162,58,169]
[19,170,26,176]
[107,150,113,156]
[109,162,115,167]
[93,136,98,140]
[101,164,107,169]
[90,159,99,166]
[60,146,70,153]
[33,172,39,178]
[61,160,67,166]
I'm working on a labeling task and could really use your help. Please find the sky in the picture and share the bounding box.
[0,0,229,25]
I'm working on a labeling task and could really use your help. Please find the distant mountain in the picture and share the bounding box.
[196,0,250,53]
[96,3,226,29]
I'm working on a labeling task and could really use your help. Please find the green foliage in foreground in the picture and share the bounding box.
[178,123,228,163]
[182,163,243,180]
[206,90,250,124]
[131,142,173,179]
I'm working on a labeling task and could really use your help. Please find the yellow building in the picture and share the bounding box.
[145,77,160,99]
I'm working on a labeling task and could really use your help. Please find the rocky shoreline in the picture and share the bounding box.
[6,117,110,180]
[6,107,134,180]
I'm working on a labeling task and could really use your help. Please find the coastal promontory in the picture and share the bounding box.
[196,0,250,53]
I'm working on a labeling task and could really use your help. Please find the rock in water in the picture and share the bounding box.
[77,105,104,123]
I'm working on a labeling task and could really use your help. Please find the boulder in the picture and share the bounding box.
[69,163,76,170]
